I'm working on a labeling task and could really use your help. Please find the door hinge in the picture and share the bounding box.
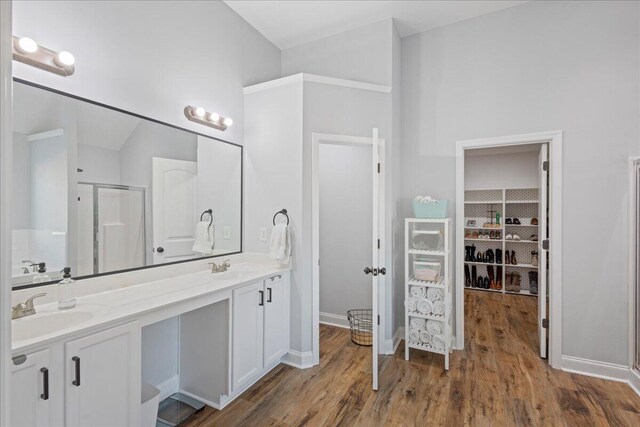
[543,161,549,171]
[377,315,380,325]
[542,318,549,329]
[377,163,380,173]
[377,239,380,249]
[542,239,549,250]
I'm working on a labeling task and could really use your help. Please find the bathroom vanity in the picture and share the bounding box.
[9,256,290,426]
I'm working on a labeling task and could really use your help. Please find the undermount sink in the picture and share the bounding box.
[213,267,260,281]
[12,305,103,342]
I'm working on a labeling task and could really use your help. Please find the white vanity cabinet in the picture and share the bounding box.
[10,349,52,427]
[10,322,140,427]
[232,273,290,393]
[65,322,141,427]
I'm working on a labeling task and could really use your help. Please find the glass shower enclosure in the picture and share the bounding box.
[77,182,146,276]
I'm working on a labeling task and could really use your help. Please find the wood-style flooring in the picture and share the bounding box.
[183,290,640,426]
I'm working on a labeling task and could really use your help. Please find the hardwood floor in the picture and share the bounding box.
[184,291,640,426]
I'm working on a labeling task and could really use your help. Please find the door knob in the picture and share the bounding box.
[364,267,372,275]
[156,247,164,253]
[379,268,386,275]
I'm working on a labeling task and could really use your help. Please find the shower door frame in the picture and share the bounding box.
[79,182,147,275]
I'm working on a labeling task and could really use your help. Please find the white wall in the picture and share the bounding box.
[465,150,538,190]
[30,134,67,233]
[319,144,372,321]
[401,0,639,366]
[12,0,281,145]
[11,133,30,229]
[77,144,120,185]
[281,20,393,86]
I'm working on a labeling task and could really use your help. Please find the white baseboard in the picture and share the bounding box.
[383,327,404,354]
[155,375,180,402]
[561,355,629,383]
[319,312,350,329]
[281,349,314,369]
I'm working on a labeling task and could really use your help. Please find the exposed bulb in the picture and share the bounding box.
[208,112,220,122]
[194,107,206,118]
[55,51,75,67]
[223,117,233,127]
[17,37,38,54]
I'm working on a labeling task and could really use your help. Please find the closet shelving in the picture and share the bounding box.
[463,188,541,297]
[404,218,453,370]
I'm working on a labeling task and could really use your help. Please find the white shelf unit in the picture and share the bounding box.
[463,188,542,297]
[404,218,453,370]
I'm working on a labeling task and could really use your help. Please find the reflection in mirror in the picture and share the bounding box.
[12,80,242,288]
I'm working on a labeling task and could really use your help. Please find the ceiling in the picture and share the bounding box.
[14,83,141,151]
[224,0,527,50]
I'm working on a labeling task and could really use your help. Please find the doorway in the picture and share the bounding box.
[311,130,386,390]
[455,131,563,369]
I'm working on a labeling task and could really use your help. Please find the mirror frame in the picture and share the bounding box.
[12,78,243,290]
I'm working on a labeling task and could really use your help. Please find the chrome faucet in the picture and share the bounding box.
[12,293,47,320]
[209,259,231,273]
[21,260,38,273]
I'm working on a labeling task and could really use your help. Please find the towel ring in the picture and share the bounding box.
[273,209,289,225]
[200,209,214,228]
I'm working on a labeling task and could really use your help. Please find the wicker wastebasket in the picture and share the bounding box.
[346,309,373,346]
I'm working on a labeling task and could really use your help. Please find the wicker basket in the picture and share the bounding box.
[346,309,373,346]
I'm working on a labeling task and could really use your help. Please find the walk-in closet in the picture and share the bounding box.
[461,144,549,358]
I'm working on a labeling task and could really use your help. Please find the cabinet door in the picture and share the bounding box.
[10,349,51,427]
[232,281,264,391]
[264,275,289,367]
[65,322,141,427]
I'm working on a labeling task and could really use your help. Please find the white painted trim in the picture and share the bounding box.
[561,355,630,383]
[155,375,180,402]
[281,350,314,369]
[311,132,388,370]
[0,2,11,424]
[630,369,640,397]
[26,128,64,142]
[628,157,640,374]
[455,131,563,369]
[243,73,391,94]
[384,326,404,355]
[319,312,350,329]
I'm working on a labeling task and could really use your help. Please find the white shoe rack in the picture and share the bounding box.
[463,188,541,296]
[404,218,453,370]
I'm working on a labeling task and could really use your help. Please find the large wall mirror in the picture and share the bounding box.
[11,80,242,288]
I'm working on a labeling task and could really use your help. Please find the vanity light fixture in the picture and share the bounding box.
[12,35,75,77]
[184,105,232,131]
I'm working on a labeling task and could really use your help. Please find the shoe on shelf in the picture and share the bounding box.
[471,265,478,287]
[505,272,513,291]
[472,230,479,238]
[529,271,538,294]
[470,245,476,261]
[510,250,517,265]
[505,218,513,224]
[531,217,539,225]
[484,276,490,289]
[465,230,472,238]
[531,234,538,241]
[464,246,471,262]
[512,273,521,292]
[513,218,521,225]
[531,251,539,267]
[505,250,511,264]
[512,234,521,241]
[464,264,471,287]
[496,266,503,290]
[505,234,513,240]
[496,249,503,264]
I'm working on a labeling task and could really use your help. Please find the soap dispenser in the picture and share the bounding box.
[32,262,50,284]
[58,267,77,310]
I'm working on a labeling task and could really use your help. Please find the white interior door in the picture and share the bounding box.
[370,128,385,391]
[538,144,548,358]
[152,157,197,264]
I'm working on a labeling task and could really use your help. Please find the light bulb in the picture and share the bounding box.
[194,107,206,118]
[55,51,75,67]
[17,37,38,54]
[223,117,233,127]
[208,112,220,122]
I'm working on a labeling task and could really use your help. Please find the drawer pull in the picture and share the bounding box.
[72,356,81,386]
[259,290,264,306]
[267,287,272,303]
[40,367,49,400]
[12,355,26,365]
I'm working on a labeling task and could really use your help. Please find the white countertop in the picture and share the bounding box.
[12,256,290,353]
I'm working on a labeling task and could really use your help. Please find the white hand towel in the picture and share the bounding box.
[409,317,426,330]
[410,286,426,298]
[417,298,434,315]
[192,221,214,254]
[432,334,445,349]
[426,320,443,336]
[419,330,432,344]
[408,329,420,343]
[426,287,443,302]
[270,223,291,265]
[407,297,418,312]
[433,301,446,316]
